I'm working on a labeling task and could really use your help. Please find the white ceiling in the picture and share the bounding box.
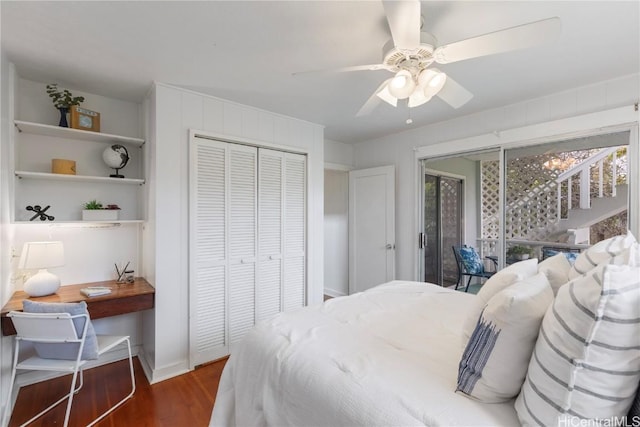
[2,1,638,144]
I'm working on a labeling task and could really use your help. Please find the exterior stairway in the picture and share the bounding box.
[559,183,628,230]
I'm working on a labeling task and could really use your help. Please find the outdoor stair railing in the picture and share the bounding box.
[480,146,626,256]
[555,146,623,221]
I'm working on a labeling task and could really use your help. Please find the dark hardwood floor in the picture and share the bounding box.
[8,356,227,426]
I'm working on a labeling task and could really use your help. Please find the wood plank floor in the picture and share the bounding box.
[8,356,227,426]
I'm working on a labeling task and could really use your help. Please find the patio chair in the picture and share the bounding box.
[2,308,135,427]
[452,245,496,292]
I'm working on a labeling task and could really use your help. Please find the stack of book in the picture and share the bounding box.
[80,286,112,297]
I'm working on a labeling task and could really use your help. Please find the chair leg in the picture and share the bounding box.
[454,272,461,290]
[18,369,84,427]
[86,337,136,427]
[464,275,472,293]
[2,341,21,427]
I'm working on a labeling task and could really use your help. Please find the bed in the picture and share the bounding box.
[210,280,520,426]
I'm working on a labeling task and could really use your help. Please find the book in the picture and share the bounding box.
[80,287,112,297]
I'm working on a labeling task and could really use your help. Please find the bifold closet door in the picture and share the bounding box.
[257,149,307,319]
[189,138,257,365]
[283,152,306,311]
[190,137,305,366]
[257,149,284,321]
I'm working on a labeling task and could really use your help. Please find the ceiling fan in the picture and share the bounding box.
[299,1,561,116]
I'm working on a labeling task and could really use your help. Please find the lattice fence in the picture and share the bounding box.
[480,147,628,249]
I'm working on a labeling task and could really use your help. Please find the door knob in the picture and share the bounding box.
[385,244,395,250]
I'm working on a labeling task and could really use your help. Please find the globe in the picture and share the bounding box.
[102,144,130,178]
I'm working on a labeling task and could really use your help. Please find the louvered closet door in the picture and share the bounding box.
[257,149,284,321]
[228,144,258,346]
[189,138,229,365]
[283,153,306,311]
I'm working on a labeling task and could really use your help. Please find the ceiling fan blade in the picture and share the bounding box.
[434,17,561,64]
[357,79,394,116]
[292,63,391,76]
[436,75,473,109]
[382,0,421,49]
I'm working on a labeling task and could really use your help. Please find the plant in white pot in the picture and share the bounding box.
[507,245,534,261]
[82,200,120,221]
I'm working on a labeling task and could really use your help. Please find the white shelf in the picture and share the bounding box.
[14,120,145,147]
[14,220,144,225]
[15,171,144,185]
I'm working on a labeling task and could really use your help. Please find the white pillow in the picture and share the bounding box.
[568,231,637,279]
[538,253,572,295]
[515,244,640,426]
[461,258,539,348]
[457,272,553,403]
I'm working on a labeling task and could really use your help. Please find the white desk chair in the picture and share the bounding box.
[2,311,135,427]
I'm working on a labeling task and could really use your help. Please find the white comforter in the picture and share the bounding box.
[210,281,520,426]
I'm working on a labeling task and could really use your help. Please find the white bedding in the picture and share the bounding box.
[210,281,520,426]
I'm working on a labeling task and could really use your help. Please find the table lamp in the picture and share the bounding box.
[18,241,65,297]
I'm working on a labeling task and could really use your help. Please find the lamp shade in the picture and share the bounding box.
[19,242,65,297]
[19,241,64,269]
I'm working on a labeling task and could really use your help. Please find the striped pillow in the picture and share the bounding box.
[568,231,636,280]
[457,272,553,402]
[515,246,640,426]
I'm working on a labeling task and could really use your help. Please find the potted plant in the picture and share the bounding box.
[507,245,534,260]
[46,83,85,128]
[82,200,120,221]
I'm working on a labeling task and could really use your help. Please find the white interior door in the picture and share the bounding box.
[349,165,395,294]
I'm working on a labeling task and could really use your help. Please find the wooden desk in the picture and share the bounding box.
[1,277,155,336]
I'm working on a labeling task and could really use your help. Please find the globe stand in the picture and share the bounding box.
[110,168,125,178]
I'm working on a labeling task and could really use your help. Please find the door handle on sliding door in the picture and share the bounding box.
[418,232,426,249]
[385,244,395,250]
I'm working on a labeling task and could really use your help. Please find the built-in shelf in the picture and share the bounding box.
[13,220,144,225]
[14,120,145,147]
[15,171,145,185]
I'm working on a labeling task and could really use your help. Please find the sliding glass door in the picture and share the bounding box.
[421,167,463,286]
[503,131,630,260]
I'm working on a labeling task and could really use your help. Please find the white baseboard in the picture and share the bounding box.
[323,288,347,298]
[145,359,191,384]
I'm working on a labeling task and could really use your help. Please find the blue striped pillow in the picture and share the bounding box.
[457,272,553,402]
[515,247,640,426]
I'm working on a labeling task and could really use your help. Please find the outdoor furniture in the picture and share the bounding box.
[452,245,496,292]
[541,246,582,263]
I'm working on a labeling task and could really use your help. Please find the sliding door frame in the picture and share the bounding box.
[413,105,640,280]
[418,166,466,284]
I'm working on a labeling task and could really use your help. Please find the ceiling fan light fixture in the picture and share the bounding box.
[376,82,398,107]
[422,69,447,98]
[408,89,432,108]
[388,70,416,99]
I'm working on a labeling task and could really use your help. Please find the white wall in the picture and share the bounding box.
[323,139,353,297]
[324,169,349,297]
[143,82,324,383]
[0,48,14,418]
[324,139,354,166]
[354,73,640,281]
